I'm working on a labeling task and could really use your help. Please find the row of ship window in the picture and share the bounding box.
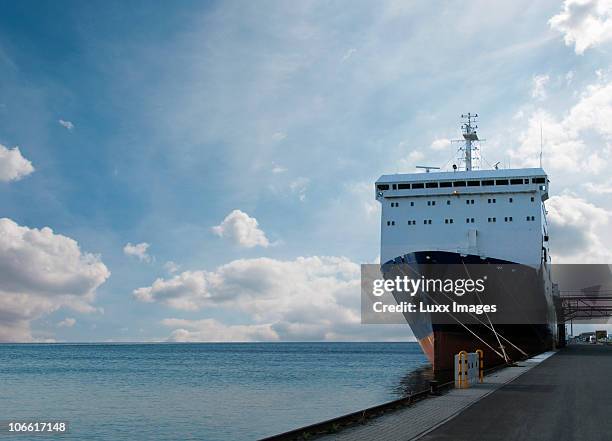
[390,196,535,208]
[386,215,537,226]
[377,177,546,191]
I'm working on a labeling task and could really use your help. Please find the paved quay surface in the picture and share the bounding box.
[420,344,612,441]
[320,351,556,441]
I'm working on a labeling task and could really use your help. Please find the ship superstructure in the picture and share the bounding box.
[376,167,550,266]
[375,114,559,378]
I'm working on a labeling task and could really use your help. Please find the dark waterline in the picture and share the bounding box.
[0,342,429,440]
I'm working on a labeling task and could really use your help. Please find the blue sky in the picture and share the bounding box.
[1,0,612,342]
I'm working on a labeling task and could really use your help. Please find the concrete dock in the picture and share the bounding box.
[321,344,612,441]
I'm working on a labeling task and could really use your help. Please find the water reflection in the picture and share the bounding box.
[393,364,434,397]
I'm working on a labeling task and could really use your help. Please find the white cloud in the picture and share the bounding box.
[566,80,612,138]
[135,256,363,340]
[134,270,207,310]
[595,68,608,80]
[549,0,612,54]
[271,131,286,142]
[163,318,278,342]
[57,317,76,328]
[511,78,612,173]
[398,150,425,170]
[211,209,270,248]
[531,74,550,100]
[0,218,110,341]
[430,138,451,151]
[584,180,612,193]
[164,261,180,274]
[512,110,586,171]
[407,150,425,162]
[58,119,74,131]
[271,163,287,173]
[341,47,357,62]
[547,193,612,263]
[0,144,34,182]
[289,177,309,201]
[123,242,152,263]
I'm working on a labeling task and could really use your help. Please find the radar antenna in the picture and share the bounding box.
[461,113,478,171]
[451,113,485,170]
[416,165,441,173]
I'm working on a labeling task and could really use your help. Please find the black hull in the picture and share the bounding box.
[382,251,558,381]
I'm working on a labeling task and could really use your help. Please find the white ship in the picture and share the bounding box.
[375,114,561,378]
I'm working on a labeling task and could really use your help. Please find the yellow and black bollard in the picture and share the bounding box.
[476,349,484,383]
[456,350,469,388]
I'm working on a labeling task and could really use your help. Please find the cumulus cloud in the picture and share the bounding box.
[531,74,550,100]
[123,242,152,263]
[512,110,586,171]
[134,256,407,341]
[511,78,612,173]
[134,270,207,310]
[546,193,612,262]
[549,0,612,54]
[0,218,110,341]
[58,119,74,131]
[0,144,34,182]
[566,79,612,138]
[211,210,270,248]
[430,138,451,151]
[57,317,76,328]
[164,261,180,274]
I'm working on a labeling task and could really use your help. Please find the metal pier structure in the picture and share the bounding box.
[558,287,612,338]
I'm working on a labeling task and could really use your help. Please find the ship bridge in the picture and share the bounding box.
[376,168,548,201]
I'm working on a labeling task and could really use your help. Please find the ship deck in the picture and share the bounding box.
[273,344,612,441]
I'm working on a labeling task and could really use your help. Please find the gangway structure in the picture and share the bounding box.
[559,286,612,335]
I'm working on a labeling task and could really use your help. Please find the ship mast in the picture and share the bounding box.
[461,113,479,171]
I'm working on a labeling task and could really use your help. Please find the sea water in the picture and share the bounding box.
[0,342,429,440]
